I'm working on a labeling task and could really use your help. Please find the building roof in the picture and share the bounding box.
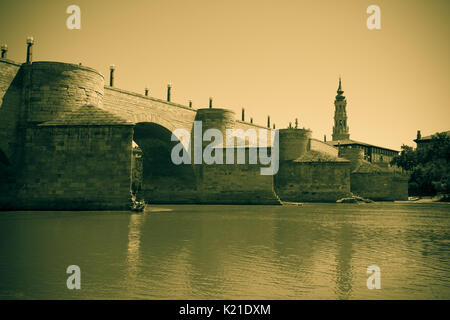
[415,130,450,142]
[39,105,133,126]
[326,139,399,153]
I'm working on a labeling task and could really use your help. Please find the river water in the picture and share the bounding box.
[0,203,449,299]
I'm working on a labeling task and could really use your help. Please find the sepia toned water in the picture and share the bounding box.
[0,203,449,300]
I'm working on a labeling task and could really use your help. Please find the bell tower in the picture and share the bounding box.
[332,77,350,141]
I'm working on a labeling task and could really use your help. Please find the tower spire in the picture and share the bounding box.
[336,76,345,100]
[332,76,350,141]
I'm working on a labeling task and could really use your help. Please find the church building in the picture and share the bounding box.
[326,78,399,166]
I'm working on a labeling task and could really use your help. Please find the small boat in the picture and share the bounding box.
[130,199,146,212]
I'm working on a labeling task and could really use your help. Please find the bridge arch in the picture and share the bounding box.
[132,122,197,203]
[131,114,183,134]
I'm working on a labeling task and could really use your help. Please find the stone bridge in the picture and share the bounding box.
[0,60,281,208]
[103,85,274,204]
[2,58,403,210]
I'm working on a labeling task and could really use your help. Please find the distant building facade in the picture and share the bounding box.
[414,130,450,151]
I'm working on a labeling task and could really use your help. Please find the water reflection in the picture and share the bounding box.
[334,223,354,299]
[0,203,449,299]
[125,213,145,289]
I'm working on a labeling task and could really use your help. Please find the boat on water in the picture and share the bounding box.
[131,200,146,212]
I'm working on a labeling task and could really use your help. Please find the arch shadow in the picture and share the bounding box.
[133,122,198,203]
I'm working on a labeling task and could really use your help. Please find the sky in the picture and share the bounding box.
[0,0,449,150]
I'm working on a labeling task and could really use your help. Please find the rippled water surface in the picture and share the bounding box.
[0,203,449,299]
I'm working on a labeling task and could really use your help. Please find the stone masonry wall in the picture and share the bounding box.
[278,129,311,161]
[27,62,104,124]
[196,147,279,204]
[275,161,351,202]
[0,60,23,162]
[234,120,273,147]
[0,60,23,208]
[13,125,133,210]
[350,172,409,201]
[339,148,365,171]
[103,87,197,132]
[197,163,279,205]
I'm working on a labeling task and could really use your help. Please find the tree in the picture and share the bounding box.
[391,133,450,197]
[390,144,417,171]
